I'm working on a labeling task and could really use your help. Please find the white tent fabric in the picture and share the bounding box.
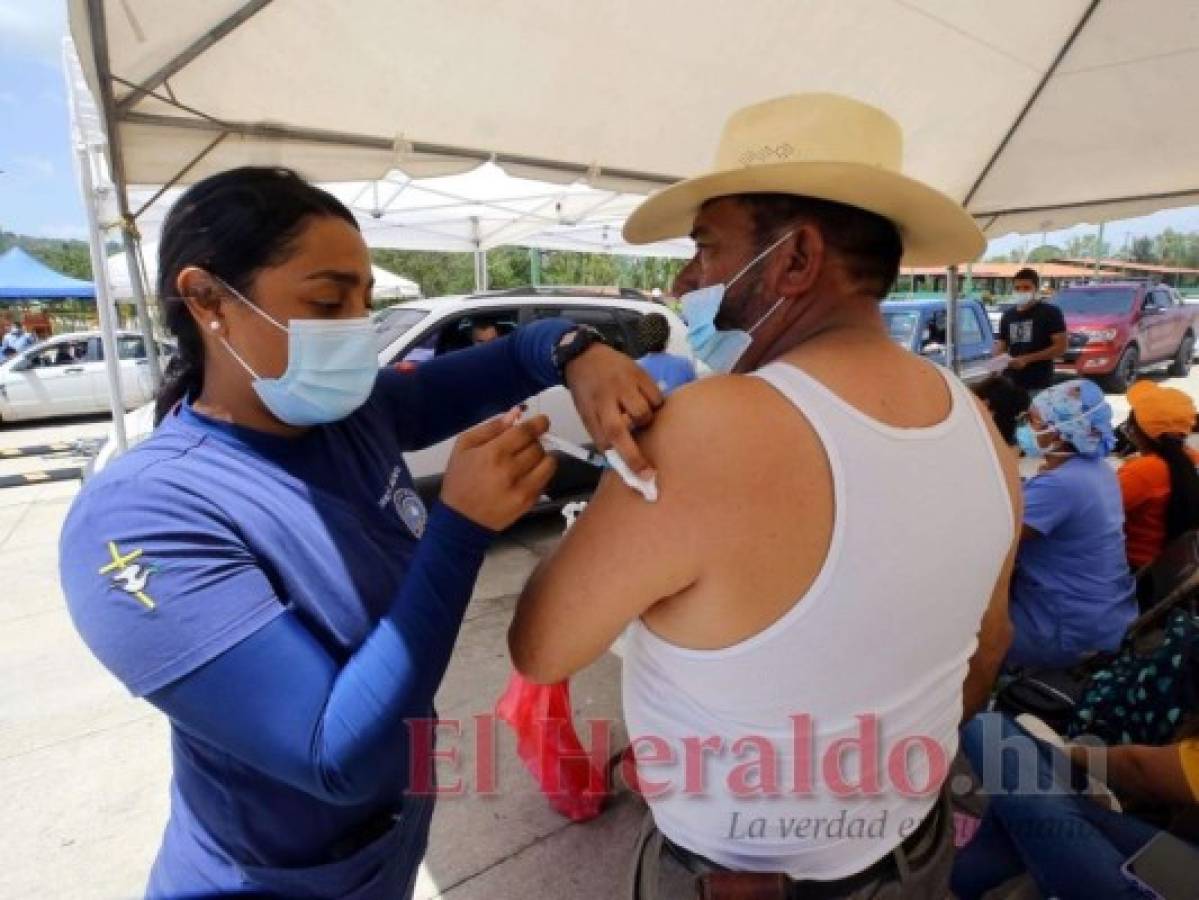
[105,249,421,301]
[119,164,695,259]
[70,0,1199,245]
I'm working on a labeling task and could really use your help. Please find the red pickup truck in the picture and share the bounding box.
[1053,282,1198,392]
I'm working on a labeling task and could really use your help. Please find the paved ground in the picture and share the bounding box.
[1,366,1196,898]
[0,413,637,899]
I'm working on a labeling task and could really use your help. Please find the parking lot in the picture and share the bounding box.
[0,366,1195,898]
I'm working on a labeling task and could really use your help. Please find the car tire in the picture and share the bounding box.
[1100,345,1140,393]
[1168,332,1194,377]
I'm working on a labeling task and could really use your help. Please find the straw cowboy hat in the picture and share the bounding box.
[623,93,985,266]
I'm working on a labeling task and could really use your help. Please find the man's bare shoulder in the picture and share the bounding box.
[640,373,817,482]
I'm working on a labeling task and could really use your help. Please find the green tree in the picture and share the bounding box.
[0,230,95,279]
[1027,244,1063,263]
[1064,234,1111,260]
[1128,236,1159,264]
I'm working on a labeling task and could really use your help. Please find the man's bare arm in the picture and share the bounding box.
[962,401,1024,720]
[509,387,723,683]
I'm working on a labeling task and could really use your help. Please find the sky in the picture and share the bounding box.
[1,0,1197,255]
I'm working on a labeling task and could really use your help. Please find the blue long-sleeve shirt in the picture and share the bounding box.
[59,319,572,897]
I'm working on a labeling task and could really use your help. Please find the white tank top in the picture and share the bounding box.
[621,362,1013,880]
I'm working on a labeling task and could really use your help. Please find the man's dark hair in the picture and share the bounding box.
[972,374,1031,446]
[636,313,671,354]
[736,193,902,298]
[1013,267,1040,288]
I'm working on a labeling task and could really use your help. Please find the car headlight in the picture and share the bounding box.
[1079,328,1118,343]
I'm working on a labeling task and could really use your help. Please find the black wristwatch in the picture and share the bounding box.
[552,325,606,380]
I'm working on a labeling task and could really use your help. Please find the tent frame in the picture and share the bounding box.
[74,0,1199,444]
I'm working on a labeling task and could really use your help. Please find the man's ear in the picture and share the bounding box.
[776,223,824,299]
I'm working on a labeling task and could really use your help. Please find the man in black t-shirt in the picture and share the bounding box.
[995,267,1068,391]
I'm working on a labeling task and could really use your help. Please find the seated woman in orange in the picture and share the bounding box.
[1119,380,1199,570]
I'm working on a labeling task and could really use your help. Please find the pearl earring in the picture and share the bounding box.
[209,322,220,332]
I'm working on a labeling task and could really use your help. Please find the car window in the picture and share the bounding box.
[373,307,427,351]
[117,336,147,360]
[1052,288,1136,315]
[534,307,631,354]
[614,310,647,356]
[24,339,90,368]
[958,308,985,345]
[882,311,920,348]
[390,308,522,367]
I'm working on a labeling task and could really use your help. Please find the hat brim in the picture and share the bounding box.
[623,161,985,267]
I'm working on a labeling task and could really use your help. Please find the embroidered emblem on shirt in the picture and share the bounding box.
[394,489,428,538]
[99,542,156,610]
[378,464,427,538]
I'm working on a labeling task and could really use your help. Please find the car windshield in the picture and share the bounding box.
[882,311,921,347]
[373,307,427,351]
[1052,288,1136,315]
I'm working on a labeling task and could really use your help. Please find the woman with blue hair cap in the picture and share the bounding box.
[1008,379,1136,668]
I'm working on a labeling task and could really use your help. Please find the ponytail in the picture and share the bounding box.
[1145,427,1199,542]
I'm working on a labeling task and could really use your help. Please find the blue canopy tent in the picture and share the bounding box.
[0,247,95,300]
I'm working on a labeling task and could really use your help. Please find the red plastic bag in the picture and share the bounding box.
[496,672,608,821]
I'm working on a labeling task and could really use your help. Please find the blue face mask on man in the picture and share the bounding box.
[680,230,795,373]
[215,278,379,427]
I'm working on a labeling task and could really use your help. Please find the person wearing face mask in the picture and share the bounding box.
[1008,379,1136,670]
[1118,380,1199,571]
[1,320,37,354]
[57,167,664,899]
[509,95,1022,898]
[994,268,1068,392]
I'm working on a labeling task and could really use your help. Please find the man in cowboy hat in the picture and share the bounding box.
[510,94,1021,897]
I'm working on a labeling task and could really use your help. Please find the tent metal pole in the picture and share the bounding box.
[86,0,160,405]
[114,0,276,115]
[121,230,163,388]
[945,265,960,375]
[963,0,1101,208]
[76,143,127,452]
[474,250,489,292]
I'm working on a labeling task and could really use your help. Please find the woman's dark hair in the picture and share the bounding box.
[1129,412,1199,542]
[971,374,1031,446]
[154,167,358,423]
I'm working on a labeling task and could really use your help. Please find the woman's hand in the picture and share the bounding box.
[563,344,664,478]
[441,410,557,532]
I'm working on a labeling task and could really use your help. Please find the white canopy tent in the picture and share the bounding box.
[119,163,695,263]
[68,0,1199,233]
[105,250,421,302]
[66,0,1199,451]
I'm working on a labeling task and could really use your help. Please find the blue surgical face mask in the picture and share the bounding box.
[680,230,795,373]
[1015,423,1044,458]
[216,279,378,427]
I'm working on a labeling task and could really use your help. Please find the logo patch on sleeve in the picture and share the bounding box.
[99,542,156,610]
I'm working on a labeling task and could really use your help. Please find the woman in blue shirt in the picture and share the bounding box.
[1008,379,1136,669]
[59,167,664,898]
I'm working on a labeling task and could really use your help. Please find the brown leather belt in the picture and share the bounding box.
[664,800,943,900]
